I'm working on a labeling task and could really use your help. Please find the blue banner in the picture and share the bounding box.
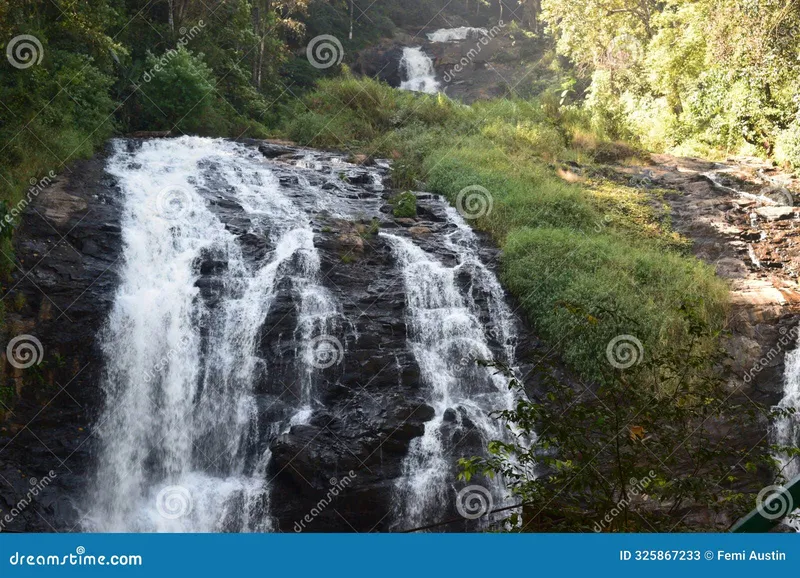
[1,534,799,577]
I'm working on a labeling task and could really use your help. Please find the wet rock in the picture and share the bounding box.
[408,226,432,237]
[754,206,798,222]
[1,141,125,531]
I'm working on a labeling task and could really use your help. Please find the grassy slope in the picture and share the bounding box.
[280,76,729,382]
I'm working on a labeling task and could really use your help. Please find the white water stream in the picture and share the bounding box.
[385,206,519,529]
[85,137,337,531]
[399,47,440,94]
[427,27,488,43]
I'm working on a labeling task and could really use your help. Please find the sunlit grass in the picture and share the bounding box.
[282,75,730,380]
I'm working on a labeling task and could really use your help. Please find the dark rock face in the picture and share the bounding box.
[0,143,125,531]
[352,44,406,88]
[0,138,548,532]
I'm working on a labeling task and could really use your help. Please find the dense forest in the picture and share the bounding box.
[2,0,798,216]
[1,0,800,533]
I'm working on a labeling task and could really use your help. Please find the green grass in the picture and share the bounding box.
[280,76,729,382]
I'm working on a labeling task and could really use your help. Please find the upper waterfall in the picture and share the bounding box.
[399,47,440,94]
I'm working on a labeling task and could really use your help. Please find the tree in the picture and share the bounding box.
[250,0,310,88]
[461,305,784,532]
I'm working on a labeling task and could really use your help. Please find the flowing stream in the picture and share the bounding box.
[83,136,522,531]
[427,27,488,43]
[399,47,440,94]
[385,208,518,529]
[773,334,800,529]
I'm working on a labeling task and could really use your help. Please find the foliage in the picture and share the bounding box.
[138,48,216,132]
[541,0,800,159]
[460,332,782,531]
[389,191,417,218]
[776,119,800,169]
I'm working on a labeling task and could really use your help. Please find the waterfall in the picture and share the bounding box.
[774,332,800,528]
[86,137,338,531]
[82,136,526,532]
[399,47,440,94]
[427,27,488,43]
[384,205,520,530]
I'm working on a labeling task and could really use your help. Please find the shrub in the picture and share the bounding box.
[389,192,417,218]
[776,119,800,168]
[138,47,215,132]
[502,227,727,383]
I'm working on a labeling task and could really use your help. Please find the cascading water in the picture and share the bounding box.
[426,26,488,43]
[773,333,800,528]
[86,137,339,531]
[399,47,440,94]
[385,206,520,530]
[82,136,527,532]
